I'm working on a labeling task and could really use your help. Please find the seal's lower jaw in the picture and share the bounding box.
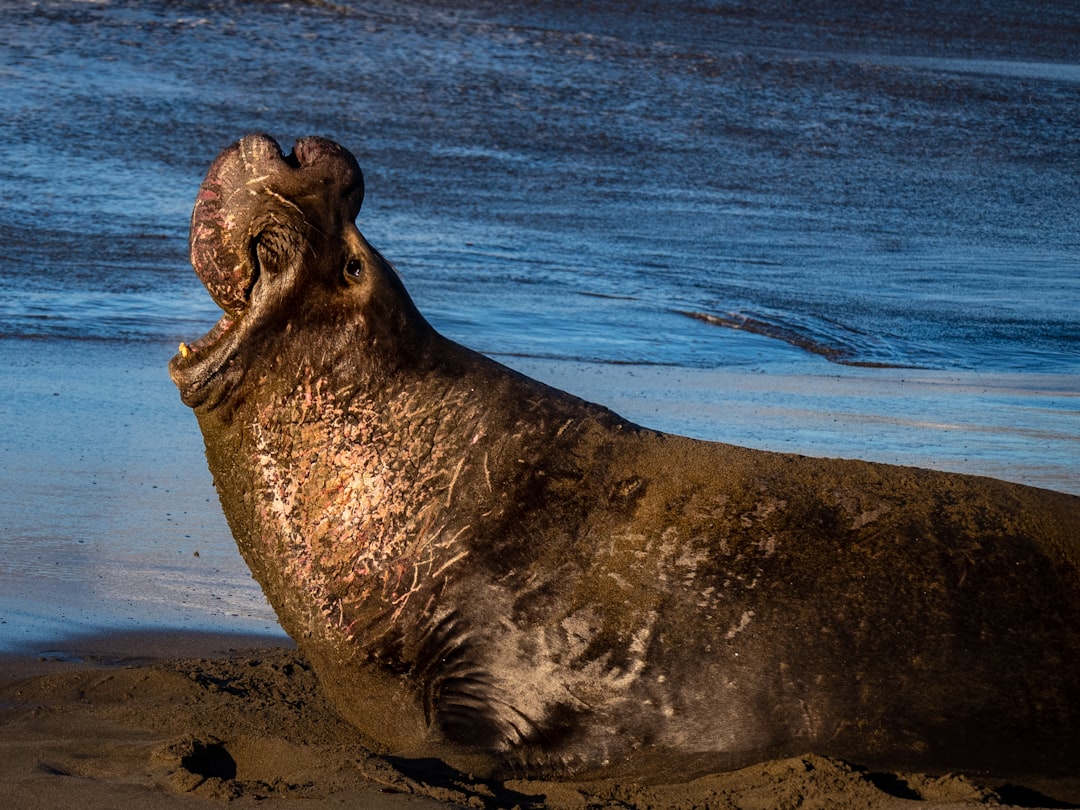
[168,310,243,408]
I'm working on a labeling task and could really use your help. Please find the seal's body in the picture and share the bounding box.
[171,134,1080,778]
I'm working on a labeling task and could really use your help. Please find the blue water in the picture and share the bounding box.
[1,0,1078,649]
[2,0,1078,372]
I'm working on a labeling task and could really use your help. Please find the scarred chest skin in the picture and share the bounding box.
[195,336,704,769]
[172,134,1080,780]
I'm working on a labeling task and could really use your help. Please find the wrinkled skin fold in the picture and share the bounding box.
[170,134,1080,780]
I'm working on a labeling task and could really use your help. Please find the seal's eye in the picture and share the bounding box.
[345,258,364,280]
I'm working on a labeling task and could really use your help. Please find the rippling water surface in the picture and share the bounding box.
[3,0,1078,371]
[1,0,1077,646]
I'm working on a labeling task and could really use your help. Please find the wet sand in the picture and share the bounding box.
[3,632,1079,809]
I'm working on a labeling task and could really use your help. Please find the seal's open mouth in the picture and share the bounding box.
[177,314,235,362]
[169,221,265,407]
[169,305,248,408]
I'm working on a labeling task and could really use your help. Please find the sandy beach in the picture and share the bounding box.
[3,631,1079,809]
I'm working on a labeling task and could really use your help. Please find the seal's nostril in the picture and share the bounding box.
[293,137,326,168]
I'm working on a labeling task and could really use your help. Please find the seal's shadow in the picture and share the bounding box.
[386,753,1080,810]
[991,785,1079,809]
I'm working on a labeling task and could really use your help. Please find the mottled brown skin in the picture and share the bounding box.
[170,134,1080,780]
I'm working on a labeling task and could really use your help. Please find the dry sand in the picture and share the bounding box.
[1,633,1077,810]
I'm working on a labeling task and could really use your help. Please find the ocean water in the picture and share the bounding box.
[1,0,1077,649]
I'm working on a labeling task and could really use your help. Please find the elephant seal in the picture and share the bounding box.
[170,134,1080,780]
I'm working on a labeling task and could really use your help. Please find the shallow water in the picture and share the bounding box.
[1,0,1077,648]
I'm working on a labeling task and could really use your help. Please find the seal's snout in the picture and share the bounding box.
[188,134,288,317]
[292,136,365,216]
[188,133,366,318]
[293,135,344,167]
[237,132,287,165]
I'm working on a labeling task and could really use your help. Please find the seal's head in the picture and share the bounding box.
[169,134,428,409]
